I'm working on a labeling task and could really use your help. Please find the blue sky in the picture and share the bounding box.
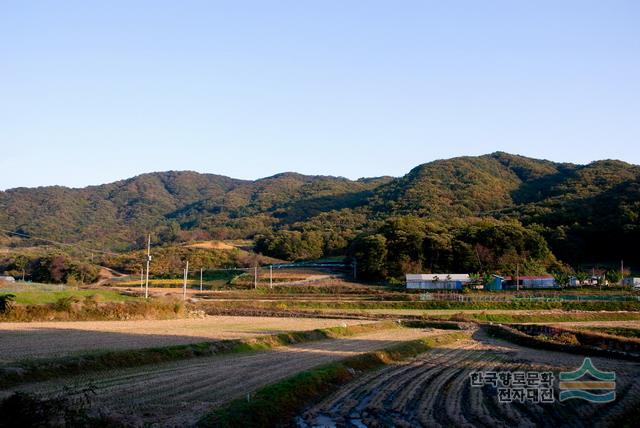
[1,1,639,190]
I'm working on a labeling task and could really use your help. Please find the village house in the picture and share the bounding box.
[405,274,472,290]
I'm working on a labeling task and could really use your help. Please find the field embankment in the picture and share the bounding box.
[487,323,640,359]
[1,324,446,426]
[198,298,640,312]
[0,294,185,322]
[570,325,640,338]
[199,303,640,325]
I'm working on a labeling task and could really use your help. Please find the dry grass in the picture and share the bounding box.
[184,240,236,250]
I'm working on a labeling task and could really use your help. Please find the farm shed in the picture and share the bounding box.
[623,277,640,287]
[406,274,471,290]
[484,275,504,291]
[504,275,556,289]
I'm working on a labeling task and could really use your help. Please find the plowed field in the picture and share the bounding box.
[0,316,373,362]
[300,329,640,427]
[4,327,443,426]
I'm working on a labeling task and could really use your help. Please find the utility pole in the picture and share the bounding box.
[269,265,273,289]
[145,234,151,299]
[621,260,625,283]
[254,266,258,289]
[200,268,203,292]
[516,263,520,292]
[140,267,144,290]
[183,260,189,301]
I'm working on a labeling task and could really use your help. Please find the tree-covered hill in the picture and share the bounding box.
[1,152,639,276]
[368,154,525,216]
[0,171,391,250]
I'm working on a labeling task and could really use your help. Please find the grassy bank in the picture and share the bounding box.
[0,296,185,322]
[574,326,640,338]
[201,299,640,312]
[5,289,135,305]
[199,304,640,324]
[0,321,398,389]
[461,311,640,323]
[399,319,470,330]
[199,331,469,427]
[485,324,637,360]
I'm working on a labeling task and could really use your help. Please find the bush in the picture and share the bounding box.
[0,294,15,314]
[66,274,81,287]
[51,296,80,312]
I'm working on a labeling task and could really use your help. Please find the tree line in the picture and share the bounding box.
[255,216,569,281]
[0,254,100,285]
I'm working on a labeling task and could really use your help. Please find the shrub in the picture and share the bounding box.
[51,296,80,312]
[0,294,15,314]
[66,274,81,287]
[83,294,102,306]
[173,301,184,315]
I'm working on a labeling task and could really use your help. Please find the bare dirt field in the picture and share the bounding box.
[184,240,235,250]
[0,316,373,363]
[300,328,640,427]
[3,327,444,426]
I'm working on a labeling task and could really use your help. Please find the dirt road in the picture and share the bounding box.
[0,316,373,363]
[4,327,442,426]
[300,329,640,427]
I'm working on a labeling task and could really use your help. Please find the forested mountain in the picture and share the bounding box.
[1,152,639,276]
[0,171,391,250]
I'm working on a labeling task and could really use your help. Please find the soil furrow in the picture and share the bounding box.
[300,329,640,428]
[6,327,433,426]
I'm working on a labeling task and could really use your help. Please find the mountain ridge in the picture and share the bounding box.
[1,152,638,266]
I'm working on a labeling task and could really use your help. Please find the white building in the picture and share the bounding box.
[0,275,15,283]
[406,274,471,290]
[623,277,640,287]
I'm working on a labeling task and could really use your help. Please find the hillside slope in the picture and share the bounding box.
[1,152,638,265]
[0,171,390,250]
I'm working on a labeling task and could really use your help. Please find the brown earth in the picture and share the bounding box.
[184,240,235,250]
[2,327,443,426]
[300,328,640,427]
[0,316,374,363]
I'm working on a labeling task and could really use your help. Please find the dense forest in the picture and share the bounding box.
[1,152,639,280]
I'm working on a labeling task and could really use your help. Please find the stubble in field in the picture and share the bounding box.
[300,329,640,427]
[5,327,442,426]
[0,316,373,362]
